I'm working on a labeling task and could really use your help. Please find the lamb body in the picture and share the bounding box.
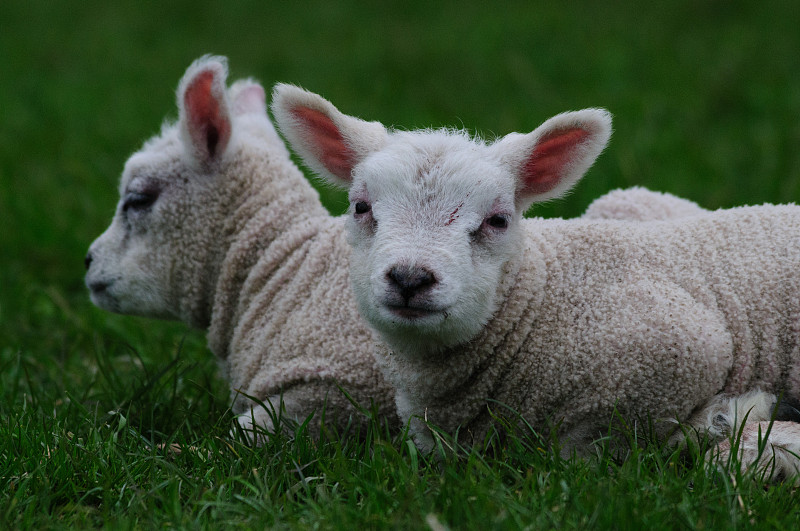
[378,207,800,451]
[273,84,800,467]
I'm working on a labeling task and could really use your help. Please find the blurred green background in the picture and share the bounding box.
[2,0,799,429]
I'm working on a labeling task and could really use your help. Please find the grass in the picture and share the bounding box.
[2,0,800,528]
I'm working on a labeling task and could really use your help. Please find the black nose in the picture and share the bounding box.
[84,252,93,270]
[387,265,436,301]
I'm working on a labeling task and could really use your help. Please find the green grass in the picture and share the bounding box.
[3,0,800,528]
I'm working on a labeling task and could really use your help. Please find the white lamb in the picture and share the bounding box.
[83,57,706,442]
[84,56,398,437]
[273,84,800,480]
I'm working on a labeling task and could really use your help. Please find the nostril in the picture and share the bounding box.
[416,269,436,288]
[84,252,93,270]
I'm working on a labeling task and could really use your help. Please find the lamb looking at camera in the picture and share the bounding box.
[273,84,800,479]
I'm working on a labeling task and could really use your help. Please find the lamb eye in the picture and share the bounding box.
[123,191,157,212]
[354,201,371,215]
[486,214,508,229]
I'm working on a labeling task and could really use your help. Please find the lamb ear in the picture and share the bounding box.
[229,79,266,116]
[493,109,612,210]
[178,55,233,167]
[271,83,388,187]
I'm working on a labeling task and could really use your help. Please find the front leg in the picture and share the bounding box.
[235,391,303,445]
[233,380,388,444]
[710,421,800,484]
[395,388,435,453]
[668,389,780,449]
[670,390,800,483]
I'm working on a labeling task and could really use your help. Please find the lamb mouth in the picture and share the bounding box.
[87,279,120,311]
[385,304,445,320]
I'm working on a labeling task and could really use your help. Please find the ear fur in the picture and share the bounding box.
[493,109,612,211]
[178,55,233,167]
[271,83,388,187]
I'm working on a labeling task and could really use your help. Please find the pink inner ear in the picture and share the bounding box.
[184,70,231,158]
[521,128,589,194]
[291,107,356,182]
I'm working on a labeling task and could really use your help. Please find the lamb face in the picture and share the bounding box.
[86,132,194,320]
[272,84,612,353]
[344,133,522,351]
[86,56,275,327]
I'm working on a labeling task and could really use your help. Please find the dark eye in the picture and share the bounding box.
[354,201,371,215]
[123,191,157,212]
[486,214,508,229]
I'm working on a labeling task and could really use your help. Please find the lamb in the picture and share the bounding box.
[83,56,706,442]
[272,84,800,479]
[84,56,399,438]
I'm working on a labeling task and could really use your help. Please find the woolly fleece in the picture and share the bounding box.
[583,186,705,221]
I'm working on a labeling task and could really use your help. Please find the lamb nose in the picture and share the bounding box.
[387,265,436,298]
[84,252,93,270]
